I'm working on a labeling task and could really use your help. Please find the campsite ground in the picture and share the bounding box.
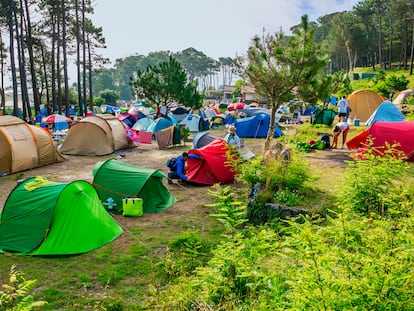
[0,123,355,309]
[0,125,352,214]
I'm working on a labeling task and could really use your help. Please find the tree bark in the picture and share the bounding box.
[15,2,31,120]
[61,0,70,117]
[0,31,6,115]
[23,0,41,112]
[75,0,82,114]
[51,14,57,115]
[88,37,93,110]
[8,0,19,117]
[82,0,87,116]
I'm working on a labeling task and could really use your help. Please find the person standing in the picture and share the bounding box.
[35,111,42,124]
[337,95,349,120]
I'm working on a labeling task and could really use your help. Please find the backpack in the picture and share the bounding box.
[166,157,177,170]
[320,134,330,149]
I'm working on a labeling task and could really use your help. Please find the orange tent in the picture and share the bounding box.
[348,90,387,122]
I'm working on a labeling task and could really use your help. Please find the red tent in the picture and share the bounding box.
[228,102,246,111]
[186,140,238,185]
[347,121,414,161]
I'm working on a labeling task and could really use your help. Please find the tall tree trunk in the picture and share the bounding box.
[388,17,393,69]
[23,0,40,112]
[40,43,50,109]
[75,0,82,114]
[87,37,93,109]
[263,99,276,157]
[56,8,62,114]
[378,14,383,68]
[61,0,70,117]
[409,21,414,75]
[404,19,408,70]
[15,4,31,120]
[51,15,57,115]
[0,31,6,115]
[82,0,87,116]
[9,0,19,117]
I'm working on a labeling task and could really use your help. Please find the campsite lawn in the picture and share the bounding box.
[0,122,360,310]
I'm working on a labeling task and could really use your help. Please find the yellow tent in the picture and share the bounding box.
[0,116,65,175]
[348,90,387,122]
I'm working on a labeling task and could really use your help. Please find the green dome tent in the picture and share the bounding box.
[0,177,122,255]
[92,159,176,214]
[311,107,337,126]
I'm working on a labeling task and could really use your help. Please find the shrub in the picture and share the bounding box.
[158,230,210,281]
[336,145,413,216]
[0,265,47,310]
[144,208,414,310]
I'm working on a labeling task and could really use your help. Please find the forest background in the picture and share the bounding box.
[2,0,414,118]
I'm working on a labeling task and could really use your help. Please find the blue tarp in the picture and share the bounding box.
[365,101,405,126]
[234,113,283,138]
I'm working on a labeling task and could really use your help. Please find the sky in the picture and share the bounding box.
[92,0,360,64]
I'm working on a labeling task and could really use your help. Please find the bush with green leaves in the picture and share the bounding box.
[93,96,106,107]
[0,265,47,310]
[237,152,311,194]
[144,202,414,310]
[158,230,211,282]
[336,144,414,216]
[236,152,313,224]
[373,73,409,98]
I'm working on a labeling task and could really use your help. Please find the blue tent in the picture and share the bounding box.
[132,117,154,131]
[149,117,174,133]
[101,104,120,114]
[365,101,405,126]
[234,113,283,138]
[180,114,201,132]
[303,106,316,115]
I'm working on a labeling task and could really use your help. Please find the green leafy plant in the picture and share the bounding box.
[0,265,47,310]
[273,189,300,206]
[337,142,412,216]
[208,185,248,232]
[144,207,414,310]
[159,230,210,281]
[180,126,190,145]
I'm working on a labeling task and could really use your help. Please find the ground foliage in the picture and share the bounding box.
[0,126,413,310]
[143,150,414,311]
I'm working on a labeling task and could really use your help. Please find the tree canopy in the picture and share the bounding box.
[237,15,328,154]
[130,56,203,111]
